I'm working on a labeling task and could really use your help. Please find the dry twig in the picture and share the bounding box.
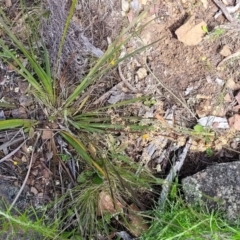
[158,138,192,208]
[118,64,139,93]
[93,82,124,105]
[212,0,233,21]
[0,139,27,163]
[217,51,240,67]
[9,133,40,211]
[214,0,240,19]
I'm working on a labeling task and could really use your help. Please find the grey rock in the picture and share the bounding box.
[182,161,240,222]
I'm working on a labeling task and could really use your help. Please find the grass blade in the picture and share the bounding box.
[53,0,77,100]
[0,16,54,103]
[60,131,107,178]
[0,119,37,130]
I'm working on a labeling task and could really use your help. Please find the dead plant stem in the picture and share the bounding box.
[0,139,27,163]
[118,63,139,93]
[212,0,233,22]
[9,132,40,211]
[145,61,197,120]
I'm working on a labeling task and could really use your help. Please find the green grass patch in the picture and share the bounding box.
[143,196,240,240]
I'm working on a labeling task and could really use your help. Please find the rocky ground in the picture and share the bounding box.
[0,0,240,238]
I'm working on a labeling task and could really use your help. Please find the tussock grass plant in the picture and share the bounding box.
[0,0,161,238]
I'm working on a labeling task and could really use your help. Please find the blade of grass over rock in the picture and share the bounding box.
[0,102,16,109]
[98,96,149,110]
[0,15,54,104]
[63,6,160,108]
[63,47,121,107]
[0,119,37,130]
[60,131,107,178]
[43,43,51,79]
[64,40,158,108]
[71,122,152,132]
[54,0,77,78]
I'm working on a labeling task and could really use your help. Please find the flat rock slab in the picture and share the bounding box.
[182,162,240,221]
[175,16,207,46]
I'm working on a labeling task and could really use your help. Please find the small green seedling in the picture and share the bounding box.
[206,147,213,157]
[143,98,156,107]
[209,28,225,41]
[202,25,209,34]
[192,124,214,143]
[193,124,204,133]
[58,154,70,162]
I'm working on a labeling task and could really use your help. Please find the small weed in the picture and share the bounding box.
[206,147,214,157]
[201,25,209,34]
[208,27,226,41]
[192,124,214,141]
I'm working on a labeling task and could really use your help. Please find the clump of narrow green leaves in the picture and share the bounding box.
[0,0,159,238]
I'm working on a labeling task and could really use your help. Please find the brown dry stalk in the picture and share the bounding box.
[9,133,40,211]
[217,51,240,67]
[212,0,233,21]
[118,64,139,93]
[93,82,124,105]
[0,139,27,163]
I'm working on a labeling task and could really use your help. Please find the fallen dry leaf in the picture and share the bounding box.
[42,129,53,140]
[149,4,160,14]
[97,191,124,216]
[228,114,240,130]
[128,204,149,237]
[175,17,207,46]
[30,186,38,195]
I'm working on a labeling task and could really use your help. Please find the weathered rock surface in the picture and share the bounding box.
[175,16,207,46]
[182,161,240,222]
[220,45,232,57]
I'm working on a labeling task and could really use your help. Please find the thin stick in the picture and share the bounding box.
[0,139,27,163]
[158,138,192,209]
[212,0,233,22]
[0,175,17,180]
[93,82,124,105]
[145,60,197,120]
[214,0,240,19]
[217,51,240,67]
[9,133,40,211]
[118,64,139,93]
